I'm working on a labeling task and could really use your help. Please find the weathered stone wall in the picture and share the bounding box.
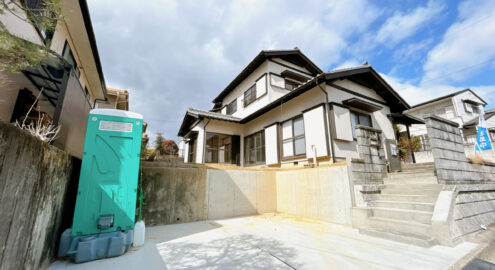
[351,125,387,206]
[425,116,495,244]
[452,186,495,240]
[425,115,495,184]
[0,121,75,270]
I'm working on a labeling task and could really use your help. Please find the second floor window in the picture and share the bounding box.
[282,116,305,158]
[285,79,300,91]
[244,85,256,107]
[226,99,237,115]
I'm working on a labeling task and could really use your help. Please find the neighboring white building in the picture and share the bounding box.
[0,0,108,158]
[178,49,416,167]
[405,89,487,144]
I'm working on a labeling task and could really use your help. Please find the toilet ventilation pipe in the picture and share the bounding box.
[314,75,336,163]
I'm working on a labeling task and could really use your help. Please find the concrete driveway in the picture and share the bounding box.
[49,214,478,270]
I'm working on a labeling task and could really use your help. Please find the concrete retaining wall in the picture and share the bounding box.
[276,165,353,225]
[206,169,276,219]
[141,166,207,226]
[141,165,277,225]
[0,121,75,270]
[142,163,353,226]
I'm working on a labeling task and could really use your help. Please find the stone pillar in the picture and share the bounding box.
[424,115,495,183]
[350,125,387,206]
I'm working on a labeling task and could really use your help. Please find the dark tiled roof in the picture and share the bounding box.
[212,49,322,103]
[179,64,411,136]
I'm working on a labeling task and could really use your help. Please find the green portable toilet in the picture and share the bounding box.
[58,109,143,263]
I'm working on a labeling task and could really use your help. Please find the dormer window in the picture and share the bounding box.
[244,85,256,107]
[226,99,237,115]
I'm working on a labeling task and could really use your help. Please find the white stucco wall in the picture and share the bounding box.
[264,124,279,165]
[221,59,312,119]
[303,105,328,157]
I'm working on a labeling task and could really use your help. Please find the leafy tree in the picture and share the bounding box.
[397,136,421,162]
[154,132,166,156]
[162,140,178,156]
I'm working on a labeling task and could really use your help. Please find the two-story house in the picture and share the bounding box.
[0,0,111,158]
[178,49,416,168]
[405,89,487,144]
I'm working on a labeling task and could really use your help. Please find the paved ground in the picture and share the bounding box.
[50,214,479,270]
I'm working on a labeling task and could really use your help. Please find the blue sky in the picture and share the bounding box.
[87,0,495,141]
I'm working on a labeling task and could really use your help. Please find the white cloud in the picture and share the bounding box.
[381,73,495,108]
[87,0,382,140]
[375,0,444,46]
[423,0,495,84]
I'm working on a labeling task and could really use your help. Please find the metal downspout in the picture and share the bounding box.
[202,118,211,163]
[315,75,336,163]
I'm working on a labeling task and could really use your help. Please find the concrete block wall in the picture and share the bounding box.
[424,115,495,183]
[353,125,387,184]
[0,121,75,270]
[350,125,387,206]
[452,187,495,240]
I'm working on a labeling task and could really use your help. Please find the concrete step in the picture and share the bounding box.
[367,217,431,236]
[378,194,437,203]
[401,162,435,169]
[370,207,433,224]
[381,185,442,195]
[368,201,435,212]
[359,228,437,247]
[383,176,438,185]
[386,171,436,179]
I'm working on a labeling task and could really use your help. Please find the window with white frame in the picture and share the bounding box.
[282,116,305,158]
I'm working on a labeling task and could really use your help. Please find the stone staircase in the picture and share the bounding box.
[359,162,443,247]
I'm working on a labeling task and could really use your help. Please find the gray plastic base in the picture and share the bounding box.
[58,229,133,263]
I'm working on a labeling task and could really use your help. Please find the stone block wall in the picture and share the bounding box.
[424,115,495,184]
[452,187,495,240]
[0,121,76,270]
[350,125,387,206]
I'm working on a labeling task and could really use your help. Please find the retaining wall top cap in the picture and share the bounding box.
[355,125,382,133]
[90,109,143,119]
[424,114,459,127]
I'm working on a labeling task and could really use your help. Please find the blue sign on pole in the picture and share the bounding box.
[475,126,492,151]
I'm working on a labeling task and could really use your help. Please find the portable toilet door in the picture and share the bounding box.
[71,109,143,236]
